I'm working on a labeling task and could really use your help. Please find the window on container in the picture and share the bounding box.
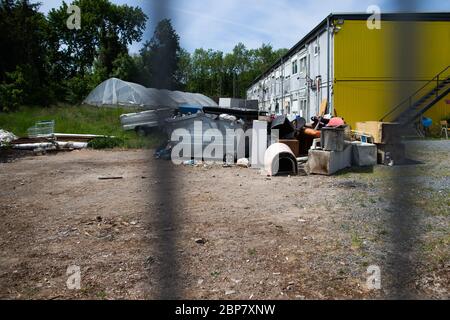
[292,60,298,74]
[300,99,307,117]
[299,57,306,73]
[314,44,319,56]
[284,64,290,78]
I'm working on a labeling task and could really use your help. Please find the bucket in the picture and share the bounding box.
[321,126,345,152]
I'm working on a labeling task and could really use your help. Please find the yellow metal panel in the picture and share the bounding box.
[333,20,450,128]
[424,92,450,131]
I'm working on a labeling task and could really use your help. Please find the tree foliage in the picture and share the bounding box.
[46,0,147,102]
[137,19,183,90]
[0,0,52,109]
[183,43,287,98]
[0,1,286,111]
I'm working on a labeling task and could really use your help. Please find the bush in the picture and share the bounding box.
[88,137,124,149]
[0,65,54,111]
[65,75,95,105]
[0,105,165,149]
[0,67,27,111]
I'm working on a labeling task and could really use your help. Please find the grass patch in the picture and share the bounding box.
[420,234,450,265]
[88,137,124,149]
[210,271,220,277]
[95,290,108,300]
[351,232,364,250]
[410,186,450,217]
[0,105,166,149]
[335,166,374,176]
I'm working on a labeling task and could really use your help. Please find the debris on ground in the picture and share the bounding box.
[183,159,199,166]
[195,238,207,244]
[264,143,298,176]
[0,144,447,299]
[225,290,236,295]
[6,121,118,154]
[152,105,412,176]
[98,176,124,180]
[0,129,18,146]
[13,141,88,151]
[236,158,249,168]
[27,120,55,138]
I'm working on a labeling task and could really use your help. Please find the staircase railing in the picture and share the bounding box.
[380,65,450,122]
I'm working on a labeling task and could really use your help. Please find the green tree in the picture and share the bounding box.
[184,48,224,97]
[176,48,191,90]
[140,19,183,90]
[187,48,210,94]
[183,43,287,99]
[111,53,140,82]
[0,0,52,109]
[46,0,147,102]
[48,0,147,76]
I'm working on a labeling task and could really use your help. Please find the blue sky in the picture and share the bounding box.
[36,0,449,53]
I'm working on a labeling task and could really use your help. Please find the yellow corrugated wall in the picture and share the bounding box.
[419,22,450,129]
[333,20,450,129]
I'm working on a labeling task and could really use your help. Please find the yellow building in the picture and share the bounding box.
[247,13,450,130]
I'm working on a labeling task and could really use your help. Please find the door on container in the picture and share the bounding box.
[300,99,307,119]
[284,100,291,115]
[292,99,299,116]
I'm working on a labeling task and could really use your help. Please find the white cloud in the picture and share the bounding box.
[170,0,391,52]
[34,0,449,53]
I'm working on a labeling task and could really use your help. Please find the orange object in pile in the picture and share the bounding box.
[303,128,321,138]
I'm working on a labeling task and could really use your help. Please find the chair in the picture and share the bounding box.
[441,120,449,139]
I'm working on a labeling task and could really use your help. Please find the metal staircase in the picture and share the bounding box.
[380,65,450,125]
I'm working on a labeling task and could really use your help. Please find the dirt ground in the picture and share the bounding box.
[0,141,448,300]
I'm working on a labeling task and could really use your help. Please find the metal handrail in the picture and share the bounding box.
[380,65,450,122]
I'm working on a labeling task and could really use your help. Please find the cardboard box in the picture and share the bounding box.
[279,139,300,157]
[355,121,401,144]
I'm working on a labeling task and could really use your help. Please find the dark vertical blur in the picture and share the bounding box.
[388,0,419,299]
[144,0,181,299]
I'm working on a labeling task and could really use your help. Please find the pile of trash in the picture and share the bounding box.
[2,121,116,154]
[153,97,406,177]
[0,129,17,147]
[153,103,262,162]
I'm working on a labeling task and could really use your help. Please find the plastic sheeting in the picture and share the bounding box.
[83,78,217,109]
[0,129,17,146]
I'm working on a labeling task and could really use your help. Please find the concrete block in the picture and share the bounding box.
[351,141,377,166]
[307,144,352,175]
[321,127,345,151]
[250,120,267,168]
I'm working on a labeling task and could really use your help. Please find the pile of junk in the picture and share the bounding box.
[152,103,263,161]
[153,98,405,176]
[0,121,110,154]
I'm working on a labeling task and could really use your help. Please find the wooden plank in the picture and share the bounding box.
[318,99,328,116]
[278,139,300,157]
[98,177,123,180]
[355,121,400,144]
